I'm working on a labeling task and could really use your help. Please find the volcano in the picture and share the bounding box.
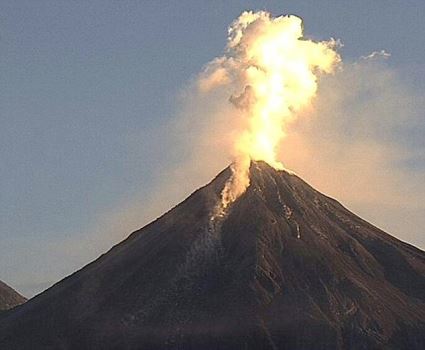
[0,281,26,312]
[1,161,424,349]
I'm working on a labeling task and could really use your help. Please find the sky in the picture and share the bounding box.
[1,1,424,298]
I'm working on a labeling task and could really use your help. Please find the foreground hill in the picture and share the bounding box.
[0,280,26,312]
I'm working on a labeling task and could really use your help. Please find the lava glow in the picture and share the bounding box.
[200,11,341,208]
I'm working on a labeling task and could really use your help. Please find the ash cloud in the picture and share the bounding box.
[280,55,425,248]
[17,48,424,299]
[153,52,424,247]
[229,85,255,110]
[109,52,424,253]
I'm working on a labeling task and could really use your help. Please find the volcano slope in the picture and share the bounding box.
[1,161,424,349]
[0,280,26,312]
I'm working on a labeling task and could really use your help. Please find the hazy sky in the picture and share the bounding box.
[1,1,424,297]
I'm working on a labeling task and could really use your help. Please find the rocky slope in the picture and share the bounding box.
[1,161,424,349]
[0,280,26,312]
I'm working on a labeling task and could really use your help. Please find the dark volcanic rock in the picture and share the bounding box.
[0,280,26,312]
[1,161,424,349]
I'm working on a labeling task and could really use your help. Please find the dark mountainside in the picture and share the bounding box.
[1,161,425,349]
[0,280,26,312]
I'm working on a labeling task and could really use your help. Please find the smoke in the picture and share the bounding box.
[197,11,340,209]
[15,11,425,299]
[19,51,421,299]
[144,28,423,248]
[279,56,425,247]
[360,50,391,60]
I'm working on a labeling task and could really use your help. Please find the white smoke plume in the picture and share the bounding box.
[14,11,425,299]
[198,11,340,210]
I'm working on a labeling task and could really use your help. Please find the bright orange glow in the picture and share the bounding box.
[200,11,341,208]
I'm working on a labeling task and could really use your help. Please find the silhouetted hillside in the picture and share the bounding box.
[0,280,26,312]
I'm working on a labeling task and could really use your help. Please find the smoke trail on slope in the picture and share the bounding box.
[198,11,340,209]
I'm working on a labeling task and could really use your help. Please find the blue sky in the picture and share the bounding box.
[1,1,424,297]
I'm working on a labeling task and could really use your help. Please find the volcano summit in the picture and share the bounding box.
[1,161,424,349]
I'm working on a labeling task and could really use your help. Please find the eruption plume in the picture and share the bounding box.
[199,11,341,209]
